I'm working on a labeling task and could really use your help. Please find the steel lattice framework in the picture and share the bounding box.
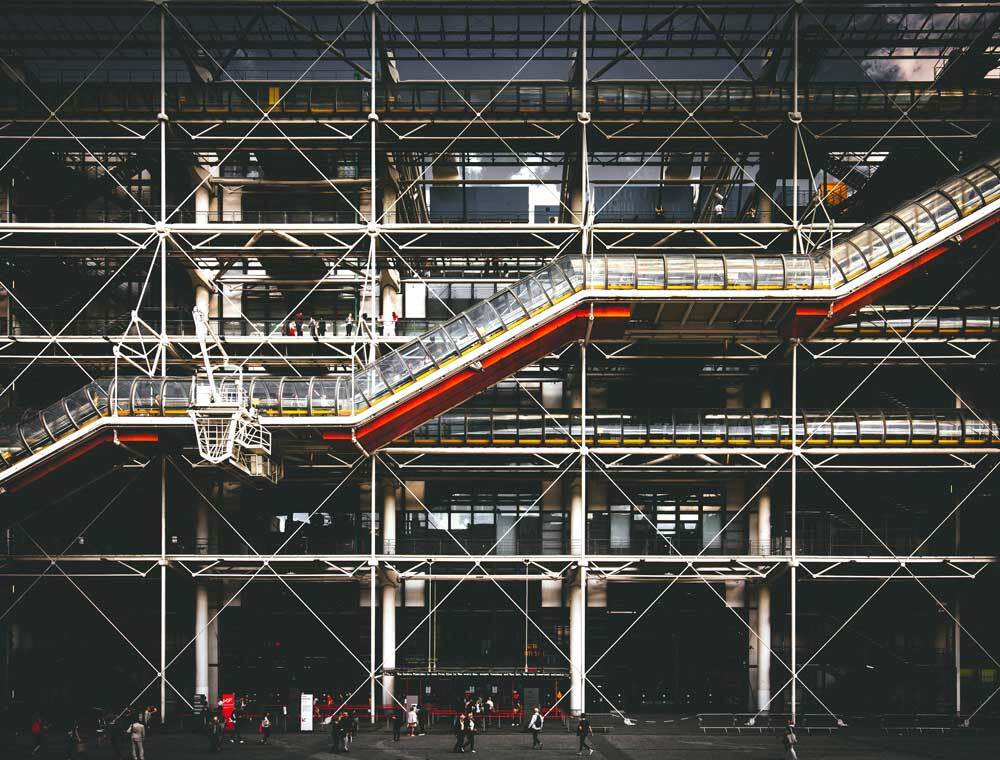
[1,0,999,731]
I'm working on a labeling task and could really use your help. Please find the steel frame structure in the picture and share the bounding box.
[1,0,999,731]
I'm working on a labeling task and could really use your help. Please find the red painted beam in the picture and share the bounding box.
[791,211,1000,337]
[319,304,629,451]
[6,430,159,493]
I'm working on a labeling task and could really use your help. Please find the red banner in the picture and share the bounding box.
[222,693,235,731]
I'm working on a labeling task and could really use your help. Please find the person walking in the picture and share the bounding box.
[462,713,477,754]
[576,713,593,756]
[452,713,466,753]
[127,717,145,760]
[528,707,543,749]
[344,712,357,753]
[484,697,494,732]
[259,713,271,745]
[65,721,84,759]
[31,715,44,755]
[109,711,126,760]
[511,690,521,726]
[345,313,354,336]
[330,712,343,754]
[391,705,404,742]
[417,704,428,735]
[407,705,418,737]
[208,715,223,753]
[782,723,799,760]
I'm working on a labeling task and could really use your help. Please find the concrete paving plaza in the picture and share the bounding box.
[5,724,999,760]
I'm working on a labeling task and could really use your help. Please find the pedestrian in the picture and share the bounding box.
[345,313,354,336]
[109,711,126,759]
[391,310,400,336]
[452,713,466,753]
[576,713,593,756]
[65,721,84,759]
[407,704,418,736]
[208,715,223,753]
[528,706,543,749]
[330,712,343,753]
[318,318,327,337]
[127,717,145,760]
[259,713,271,745]
[511,689,521,726]
[31,715,44,755]
[391,705,404,742]
[309,316,319,336]
[473,698,482,728]
[463,713,477,754]
[417,703,428,735]
[343,712,357,753]
[288,320,297,337]
[783,723,799,760]
[484,697,493,732]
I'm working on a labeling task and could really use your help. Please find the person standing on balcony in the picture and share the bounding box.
[345,312,354,336]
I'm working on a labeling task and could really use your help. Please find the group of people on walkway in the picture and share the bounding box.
[283,311,401,338]
[390,703,429,740]
[447,707,594,755]
[28,708,154,760]
[326,710,358,753]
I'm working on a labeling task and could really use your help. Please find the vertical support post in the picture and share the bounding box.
[577,340,589,714]
[381,479,397,708]
[194,499,209,705]
[954,485,961,716]
[369,457,377,724]
[366,4,379,367]
[758,585,772,712]
[954,598,961,716]
[579,3,588,230]
[158,5,168,374]
[790,340,798,721]
[160,456,167,725]
[369,5,377,225]
[790,0,800,256]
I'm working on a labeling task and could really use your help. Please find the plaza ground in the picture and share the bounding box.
[4,720,998,759]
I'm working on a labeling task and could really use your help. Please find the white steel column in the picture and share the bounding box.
[756,483,772,712]
[368,6,379,726]
[381,479,397,706]
[194,499,209,703]
[757,585,772,712]
[159,456,167,724]
[157,3,168,375]
[568,339,588,716]
[758,490,772,556]
[568,568,585,716]
[790,340,799,721]
[954,597,961,715]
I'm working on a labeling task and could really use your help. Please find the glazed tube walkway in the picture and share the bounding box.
[2,154,1000,486]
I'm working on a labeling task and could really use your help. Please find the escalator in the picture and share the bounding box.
[1,153,999,487]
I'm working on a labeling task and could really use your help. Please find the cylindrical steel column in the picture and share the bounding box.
[758,490,771,556]
[757,585,772,711]
[194,500,210,703]
[568,567,585,716]
[381,581,397,708]
[381,479,397,706]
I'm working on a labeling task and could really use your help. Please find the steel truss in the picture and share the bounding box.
[1,0,999,729]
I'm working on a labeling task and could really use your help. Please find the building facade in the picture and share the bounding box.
[1,0,999,726]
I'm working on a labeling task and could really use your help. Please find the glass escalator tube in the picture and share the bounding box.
[964,164,1000,204]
